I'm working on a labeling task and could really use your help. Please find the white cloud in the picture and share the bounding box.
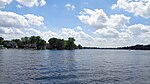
[119,24,150,44]
[16,4,22,8]
[0,27,59,42]
[78,9,130,40]
[24,28,43,36]
[112,0,150,18]
[127,24,150,36]
[61,28,95,46]
[0,10,57,42]
[16,0,46,7]
[0,10,44,28]
[78,9,130,30]
[65,4,75,11]
[61,28,124,47]
[106,14,130,29]
[119,32,131,41]
[0,0,46,8]
[0,27,24,34]
[16,0,38,7]
[76,26,82,31]
[0,0,12,9]
[79,9,108,29]
[40,0,46,6]
[42,30,60,41]
[94,28,119,38]
[24,28,58,40]
[24,14,44,26]
[0,10,29,28]
[78,8,150,47]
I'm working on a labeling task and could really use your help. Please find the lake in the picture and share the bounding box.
[0,49,150,84]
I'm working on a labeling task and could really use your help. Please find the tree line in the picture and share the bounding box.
[0,36,83,50]
[117,44,150,50]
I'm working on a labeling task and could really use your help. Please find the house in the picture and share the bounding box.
[6,42,18,48]
[21,44,37,49]
[46,44,52,49]
[0,45,4,49]
[29,44,37,49]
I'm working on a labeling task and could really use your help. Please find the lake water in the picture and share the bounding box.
[0,49,150,84]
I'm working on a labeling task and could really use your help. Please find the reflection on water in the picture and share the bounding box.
[0,49,150,84]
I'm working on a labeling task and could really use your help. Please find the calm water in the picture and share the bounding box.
[0,49,150,84]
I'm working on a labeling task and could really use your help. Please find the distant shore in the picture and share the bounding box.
[83,44,150,50]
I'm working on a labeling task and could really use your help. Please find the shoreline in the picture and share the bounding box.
[1,48,150,51]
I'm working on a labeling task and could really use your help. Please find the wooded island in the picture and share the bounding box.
[0,36,83,50]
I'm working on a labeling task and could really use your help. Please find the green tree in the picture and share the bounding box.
[29,36,37,44]
[11,39,22,48]
[78,44,83,49]
[0,37,4,45]
[56,39,64,50]
[37,40,46,49]
[66,37,77,50]
[48,38,64,50]
[29,36,46,49]
[2,40,10,47]
[48,38,57,49]
[21,37,29,45]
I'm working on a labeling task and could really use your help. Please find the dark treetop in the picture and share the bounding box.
[0,36,83,50]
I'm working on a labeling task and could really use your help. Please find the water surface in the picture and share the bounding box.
[0,49,150,84]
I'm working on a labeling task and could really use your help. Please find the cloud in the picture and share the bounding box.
[0,27,59,42]
[76,26,82,31]
[0,10,58,42]
[0,10,52,41]
[118,24,150,44]
[0,27,24,34]
[42,30,60,41]
[0,10,44,28]
[79,9,108,29]
[65,4,75,11]
[112,0,150,18]
[0,0,12,9]
[78,8,150,47]
[106,14,130,29]
[0,10,29,28]
[61,28,124,47]
[24,28,43,36]
[94,28,119,38]
[16,0,46,7]
[78,9,130,39]
[24,14,44,26]
[40,0,46,6]
[16,4,22,8]
[127,24,150,42]
[16,0,38,7]
[0,0,46,8]
[78,9,130,29]
[61,28,95,46]
[127,24,150,36]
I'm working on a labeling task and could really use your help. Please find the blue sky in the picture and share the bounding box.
[0,0,150,47]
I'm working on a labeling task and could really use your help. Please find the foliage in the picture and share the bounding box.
[48,37,78,50]
[48,38,64,50]
[21,37,30,45]
[78,44,83,49]
[11,39,22,48]
[118,44,150,50]
[0,36,81,50]
[65,37,77,50]
[0,37,4,45]
[37,40,46,49]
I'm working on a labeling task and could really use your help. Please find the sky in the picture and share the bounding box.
[0,0,150,47]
